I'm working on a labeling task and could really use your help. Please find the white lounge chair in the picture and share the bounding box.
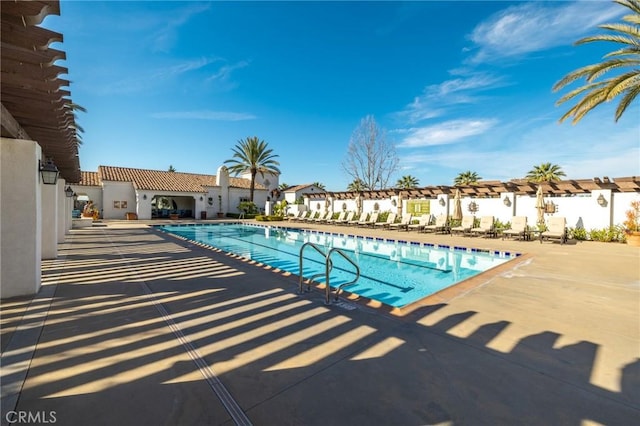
[327,211,346,224]
[502,216,528,240]
[388,214,412,231]
[335,211,355,225]
[540,216,567,244]
[348,212,368,226]
[451,216,474,236]
[291,211,310,222]
[374,213,397,229]
[422,215,448,234]
[408,215,430,232]
[470,215,495,237]
[358,211,379,227]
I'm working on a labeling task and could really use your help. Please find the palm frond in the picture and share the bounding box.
[615,77,640,120]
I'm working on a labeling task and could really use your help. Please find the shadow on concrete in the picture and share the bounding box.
[1,226,638,425]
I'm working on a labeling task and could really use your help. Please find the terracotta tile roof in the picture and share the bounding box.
[95,166,264,192]
[285,183,322,193]
[77,171,101,187]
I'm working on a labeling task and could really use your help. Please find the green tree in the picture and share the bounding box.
[347,178,367,192]
[553,0,640,123]
[168,165,176,172]
[312,181,326,190]
[526,163,566,182]
[396,175,419,189]
[454,171,482,185]
[224,136,281,202]
[279,183,289,190]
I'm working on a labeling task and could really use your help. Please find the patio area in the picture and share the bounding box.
[1,220,638,425]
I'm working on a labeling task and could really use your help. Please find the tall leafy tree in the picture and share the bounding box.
[553,0,640,123]
[225,136,281,202]
[342,115,399,190]
[526,163,566,182]
[454,171,481,185]
[347,178,367,192]
[396,175,419,189]
[312,181,326,190]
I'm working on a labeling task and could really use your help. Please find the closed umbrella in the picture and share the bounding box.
[453,189,463,221]
[535,185,545,226]
[355,193,362,215]
[324,196,330,214]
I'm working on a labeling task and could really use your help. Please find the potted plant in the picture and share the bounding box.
[623,200,640,246]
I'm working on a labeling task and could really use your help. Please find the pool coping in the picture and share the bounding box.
[154,222,528,317]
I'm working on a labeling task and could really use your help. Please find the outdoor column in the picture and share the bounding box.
[0,138,42,298]
[41,175,59,260]
[57,179,66,243]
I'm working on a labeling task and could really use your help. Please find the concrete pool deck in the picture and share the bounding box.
[1,219,639,425]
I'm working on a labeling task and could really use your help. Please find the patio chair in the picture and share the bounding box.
[388,214,413,231]
[470,215,495,238]
[348,211,368,226]
[291,211,309,222]
[422,214,448,234]
[450,216,474,236]
[408,214,431,232]
[358,211,379,227]
[286,211,302,221]
[374,212,397,229]
[312,211,332,223]
[502,216,528,240]
[540,216,567,244]
[327,211,346,224]
[335,211,355,225]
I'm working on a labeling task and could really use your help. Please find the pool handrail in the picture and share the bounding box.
[326,247,360,305]
[299,242,328,294]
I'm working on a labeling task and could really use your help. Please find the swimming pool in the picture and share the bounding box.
[157,223,518,308]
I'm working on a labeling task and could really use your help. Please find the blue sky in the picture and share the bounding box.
[47,1,639,191]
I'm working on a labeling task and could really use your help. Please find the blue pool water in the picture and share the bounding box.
[157,223,518,308]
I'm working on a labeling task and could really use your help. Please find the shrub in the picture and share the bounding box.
[568,227,588,241]
[255,215,284,221]
[238,201,259,214]
[588,226,623,242]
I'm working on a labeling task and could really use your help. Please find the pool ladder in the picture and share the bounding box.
[298,242,360,305]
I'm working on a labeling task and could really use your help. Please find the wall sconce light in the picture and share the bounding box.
[391,199,397,207]
[503,196,511,207]
[200,196,203,201]
[39,159,59,185]
[468,201,479,213]
[143,194,147,200]
[439,198,446,206]
[64,186,74,198]
[596,194,606,206]
[544,201,557,214]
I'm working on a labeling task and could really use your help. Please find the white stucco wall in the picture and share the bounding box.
[1,138,42,298]
[57,180,66,243]
[102,181,136,219]
[41,179,58,259]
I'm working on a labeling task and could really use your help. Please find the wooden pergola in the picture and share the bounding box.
[1,0,80,182]
[306,176,640,200]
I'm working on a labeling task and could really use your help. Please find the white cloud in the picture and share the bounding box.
[398,72,506,124]
[150,111,257,121]
[150,3,212,52]
[398,119,498,148]
[468,1,624,63]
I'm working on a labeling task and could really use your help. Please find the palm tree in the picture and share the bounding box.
[312,181,326,190]
[347,178,367,192]
[168,165,176,172]
[396,175,419,189]
[553,0,640,123]
[65,102,86,145]
[526,163,566,182]
[279,183,289,190]
[454,171,481,186]
[224,136,281,202]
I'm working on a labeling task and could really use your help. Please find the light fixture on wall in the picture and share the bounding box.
[596,194,606,206]
[438,198,446,206]
[143,194,147,200]
[503,195,511,207]
[468,201,479,213]
[64,186,74,198]
[39,159,59,185]
[199,196,203,201]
